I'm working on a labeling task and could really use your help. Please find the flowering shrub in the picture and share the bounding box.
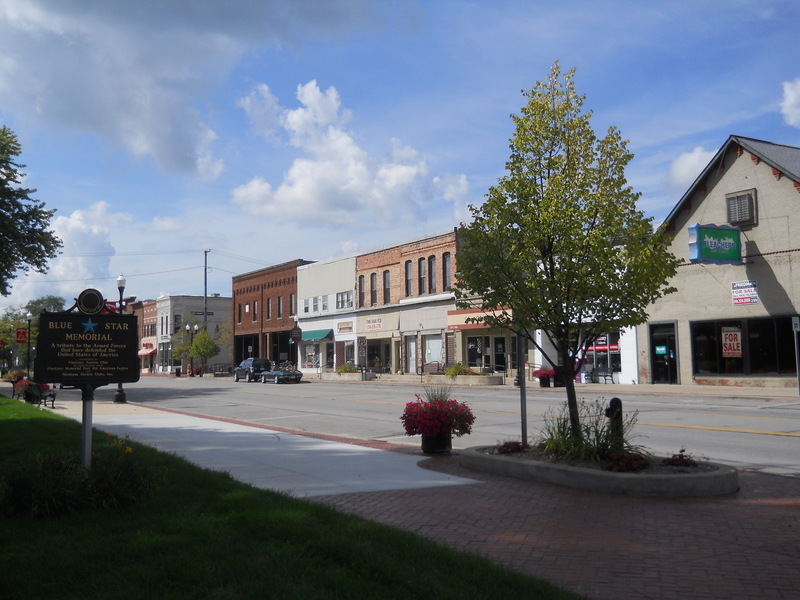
[400,392,476,438]
[12,378,50,403]
[532,367,556,378]
[2,369,27,382]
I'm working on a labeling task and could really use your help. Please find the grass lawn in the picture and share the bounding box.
[0,396,585,600]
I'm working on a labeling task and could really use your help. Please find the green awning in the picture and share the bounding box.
[301,329,333,342]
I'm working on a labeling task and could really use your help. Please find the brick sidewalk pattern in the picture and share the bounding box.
[315,449,800,600]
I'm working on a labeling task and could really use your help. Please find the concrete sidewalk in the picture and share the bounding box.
[52,398,478,497]
[51,393,800,600]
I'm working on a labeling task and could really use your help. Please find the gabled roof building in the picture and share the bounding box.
[637,135,800,387]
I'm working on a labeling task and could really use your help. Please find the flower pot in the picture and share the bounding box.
[539,376,551,388]
[421,434,452,455]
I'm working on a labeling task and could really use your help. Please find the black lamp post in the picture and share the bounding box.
[26,311,32,375]
[185,323,198,376]
[114,274,127,403]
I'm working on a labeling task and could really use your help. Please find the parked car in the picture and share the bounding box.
[233,358,270,382]
[260,361,303,384]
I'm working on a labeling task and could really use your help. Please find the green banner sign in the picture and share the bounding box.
[688,224,742,264]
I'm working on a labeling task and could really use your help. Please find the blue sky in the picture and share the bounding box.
[2,0,800,311]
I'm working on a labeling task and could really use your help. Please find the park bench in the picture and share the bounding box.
[591,367,614,384]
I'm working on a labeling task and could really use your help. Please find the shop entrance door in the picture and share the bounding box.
[650,324,677,384]
[493,337,507,372]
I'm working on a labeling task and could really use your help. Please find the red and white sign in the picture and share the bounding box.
[15,327,27,344]
[721,327,741,358]
[731,280,758,306]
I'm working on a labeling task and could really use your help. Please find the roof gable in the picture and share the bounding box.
[663,135,800,230]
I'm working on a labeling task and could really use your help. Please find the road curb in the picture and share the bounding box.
[459,446,740,497]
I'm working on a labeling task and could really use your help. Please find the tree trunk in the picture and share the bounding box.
[559,344,582,439]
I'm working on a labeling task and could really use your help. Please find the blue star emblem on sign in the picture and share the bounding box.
[81,318,99,333]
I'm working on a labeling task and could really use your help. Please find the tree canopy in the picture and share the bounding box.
[0,125,62,296]
[454,63,680,437]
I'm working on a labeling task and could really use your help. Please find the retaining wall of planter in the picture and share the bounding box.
[423,374,505,386]
[318,372,377,382]
[459,446,739,497]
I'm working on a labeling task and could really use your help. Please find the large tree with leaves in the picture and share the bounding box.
[454,63,680,438]
[0,125,62,296]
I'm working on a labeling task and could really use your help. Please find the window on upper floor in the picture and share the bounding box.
[252,301,258,321]
[442,252,452,290]
[312,296,319,312]
[370,273,378,306]
[290,294,296,316]
[383,270,390,304]
[405,260,413,297]
[277,296,283,318]
[358,275,365,307]
[267,298,272,320]
[336,290,353,309]
[418,258,426,295]
[726,188,757,227]
[428,255,436,293]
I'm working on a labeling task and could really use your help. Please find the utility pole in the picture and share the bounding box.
[204,249,210,331]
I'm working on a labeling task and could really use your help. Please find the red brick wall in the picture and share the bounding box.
[355,231,457,308]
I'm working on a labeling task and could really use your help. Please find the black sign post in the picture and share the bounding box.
[33,289,140,471]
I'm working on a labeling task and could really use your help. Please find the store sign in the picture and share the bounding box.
[366,317,383,331]
[721,326,742,358]
[688,224,742,265]
[337,321,353,334]
[731,280,759,306]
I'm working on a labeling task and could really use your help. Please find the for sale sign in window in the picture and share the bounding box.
[721,326,742,358]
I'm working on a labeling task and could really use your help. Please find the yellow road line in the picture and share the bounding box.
[639,422,800,437]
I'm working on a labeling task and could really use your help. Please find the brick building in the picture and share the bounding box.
[232,259,314,365]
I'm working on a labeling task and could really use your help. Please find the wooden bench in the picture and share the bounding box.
[591,368,614,384]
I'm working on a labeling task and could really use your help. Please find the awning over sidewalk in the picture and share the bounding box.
[301,329,333,342]
[138,348,157,356]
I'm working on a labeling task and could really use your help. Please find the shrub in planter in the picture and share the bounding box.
[444,363,474,379]
[537,399,642,464]
[336,363,357,374]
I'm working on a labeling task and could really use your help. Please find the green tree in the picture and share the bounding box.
[191,330,220,372]
[25,295,66,315]
[0,126,62,296]
[454,63,680,438]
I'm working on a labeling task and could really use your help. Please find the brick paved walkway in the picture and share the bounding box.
[315,450,800,600]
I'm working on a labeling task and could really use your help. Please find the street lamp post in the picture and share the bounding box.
[186,323,198,376]
[114,274,127,403]
[26,311,32,375]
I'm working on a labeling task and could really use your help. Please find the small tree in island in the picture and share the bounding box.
[454,62,680,439]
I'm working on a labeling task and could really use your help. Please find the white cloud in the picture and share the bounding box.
[238,84,283,140]
[780,78,800,127]
[6,202,131,306]
[0,1,380,179]
[434,173,471,222]
[232,81,437,227]
[668,147,715,189]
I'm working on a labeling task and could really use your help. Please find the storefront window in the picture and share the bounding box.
[302,342,320,368]
[585,332,622,372]
[690,317,796,376]
[467,336,489,369]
